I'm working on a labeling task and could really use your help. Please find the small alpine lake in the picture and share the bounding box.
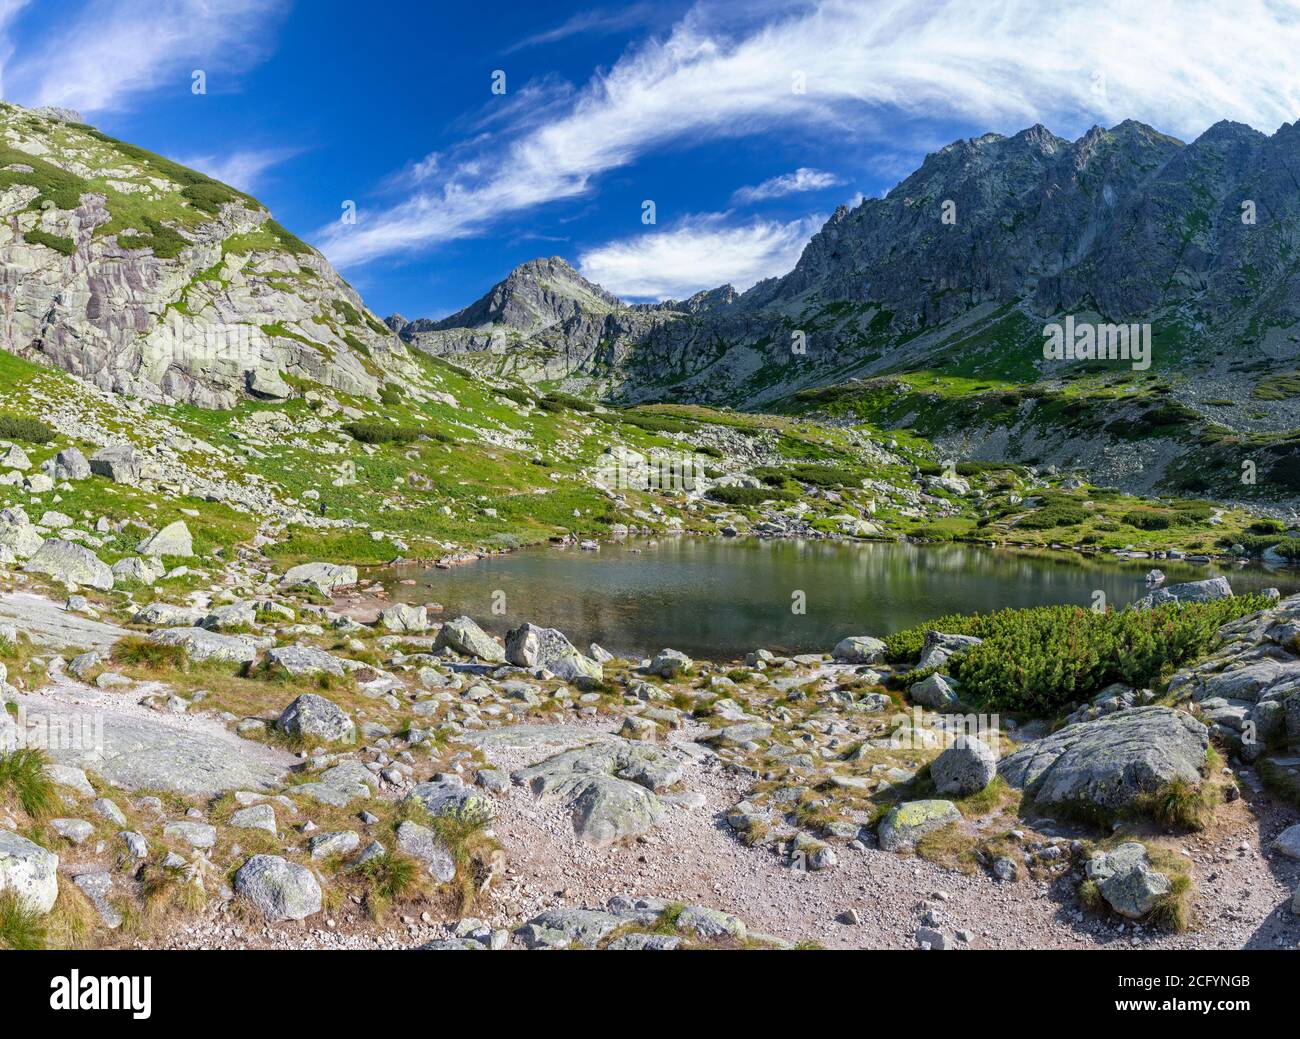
[383,538,1300,660]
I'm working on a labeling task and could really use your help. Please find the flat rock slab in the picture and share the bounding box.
[998,706,1208,813]
[0,592,128,651]
[12,681,293,795]
[463,724,621,759]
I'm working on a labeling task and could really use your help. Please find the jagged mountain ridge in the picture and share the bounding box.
[392,119,1300,417]
[0,101,418,408]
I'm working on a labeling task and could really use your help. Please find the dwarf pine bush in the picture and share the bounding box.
[885,595,1271,714]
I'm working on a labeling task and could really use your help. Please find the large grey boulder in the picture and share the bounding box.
[0,521,43,560]
[133,602,204,626]
[136,520,193,558]
[1086,842,1171,918]
[24,539,113,591]
[0,830,59,914]
[89,445,142,485]
[1270,823,1300,860]
[513,740,681,845]
[234,855,322,922]
[832,635,886,664]
[1135,577,1233,610]
[877,800,962,851]
[379,602,428,633]
[403,780,494,822]
[277,693,356,744]
[148,626,258,664]
[910,671,959,709]
[649,648,692,677]
[0,443,31,470]
[506,622,602,680]
[266,645,348,678]
[931,736,997,795]
[279,562,358,595]
[434,615,505,662]
[113,556,164,586]
[49,448,90,481]
[917,631,983,672]
[998,706,1207,814]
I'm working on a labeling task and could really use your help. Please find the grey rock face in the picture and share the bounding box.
[917,631,983,672]
[12,687,289,794]
[513,740,681,846]
[0,830,59,914]
[910,672,959,709]
[379,602,427,633]
[505,622,602,680]
[266,645,348,678]
[49,448,90,481]
[234,855,322,922]
[998,706,1208,813]
[279,562,358,594]
[931,736,997,795]
[434,615,505,662]
[1086,842,1171,919]
[1135,577,1234,610]
[136,520,193,557]
[832,635,886,664]
[230,804,278,835]
[89,445,143,485]
[148,626,259,664]
[24,539,114,591]
[649,648,692,677]
[277,693,357,744]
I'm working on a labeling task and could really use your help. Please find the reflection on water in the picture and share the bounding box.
[382,538,1300,660]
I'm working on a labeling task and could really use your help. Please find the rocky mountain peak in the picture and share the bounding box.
[0,101,415,409]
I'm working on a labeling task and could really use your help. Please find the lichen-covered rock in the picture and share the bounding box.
[910,671,959,709]
[917,631,982,672]
[24,539,113,591]
[279,562,358,594]
[998,706,1207,815]
[148,626,258,664]
[380,602,428,633]
[1085,842,1171,919]
[1134,577,1233,610]
[266,645,348,678]
[513,740,681,846]
[277,693,356,744]
[434,615,505,662]
[832,635,886,664]
[877,799,962,851]
[931,735,997,795]
[649,648,692,677]
[0,830,59,914]
[136,520,193,558]
[506,622,602,680]
[234,855,322,922]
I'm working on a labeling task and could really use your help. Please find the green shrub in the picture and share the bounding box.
[1122,509,1175,530]
[1016,505,1088,529]
[343,420,422,445]
[707,485,796,506]
[0,891,46,950]
[23,229,76,256]
[785,463,866,487]
[0,412,55,443]
[884,595,1271,714]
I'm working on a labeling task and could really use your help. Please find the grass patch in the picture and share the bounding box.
[0,748,56,819]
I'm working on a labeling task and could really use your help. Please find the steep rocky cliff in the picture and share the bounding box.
[0,102,417,408]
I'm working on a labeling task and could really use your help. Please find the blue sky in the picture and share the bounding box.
[3,1,1300,319]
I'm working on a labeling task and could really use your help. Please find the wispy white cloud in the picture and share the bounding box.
[320,0,1300,269]
[578,213,823,300]
[180,147,299,193]
[0,0,30,99]
[732,167,842,204]
[502,3,667,55]
[6,0,288,114]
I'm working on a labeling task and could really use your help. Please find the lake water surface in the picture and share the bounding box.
[384,538,1300,660]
